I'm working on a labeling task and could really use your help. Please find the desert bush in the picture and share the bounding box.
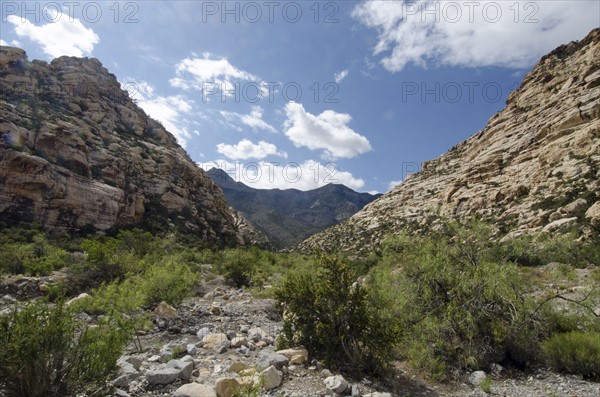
[542,331,600,379]
[0,301,129,397]
[275,254,398,375]
[74,261,197,315]
[381,224,550,379]
[72,278,144,315]
[0,234,69,276]
[220,248,260,288]
[492,232,600,268]
[139,261,197,306]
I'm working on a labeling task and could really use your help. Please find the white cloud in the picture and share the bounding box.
[217,139,287,160]
[7,11,99,58]
[334,69,349,83]
[169,54,266,97]
[283,102,372,159]
[0,39,8,46]
[220,106,277,133]
[200,160,365,191]
[352,0,600,72]
[131,80,194,147]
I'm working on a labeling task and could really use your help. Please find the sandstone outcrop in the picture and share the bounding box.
[0,47,237,245]
[299,29,600,255]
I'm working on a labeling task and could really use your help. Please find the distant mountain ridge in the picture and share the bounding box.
[207,168,381,248]
[299,28,600,255]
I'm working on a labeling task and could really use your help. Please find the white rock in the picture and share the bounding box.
[324,375,348,394]
[197,326,212,339]
[585,201,600,225]
[542,217,578,232]
[276,347,309,364]
[65,292,89,306]
[468,370,488,386]
[215,377,241,397]
[173,383,217,397]
[261,365,282,390]
[202,333,229,349]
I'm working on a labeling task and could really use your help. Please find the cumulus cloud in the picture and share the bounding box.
[352,0,600,72]
[199,160,365,191]
[334,69,349,83]
[169,53,269,99]
[6,11,99,58]
[132,80,194,147]
[217,139,287,160]
[283,102,372,159]
[220,106,277,133]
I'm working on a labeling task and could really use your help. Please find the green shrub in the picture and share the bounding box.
[275,254,398,375]
[75,261,197,314]
[381,224,550,379]
[542,331,600,379]
[220,249,259,288]
[0,301,130,397]
[480,376,492,393]
[0,235,69,276]
[140,261,197,306]
[72,278,145,315]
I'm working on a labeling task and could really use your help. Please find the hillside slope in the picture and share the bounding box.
[0,47,237,246]
[207,168,381,247]
[299,28,600,255]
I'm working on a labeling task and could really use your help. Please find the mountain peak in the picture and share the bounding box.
[207,174,380,247]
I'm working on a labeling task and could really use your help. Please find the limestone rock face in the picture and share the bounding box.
[0,47,236,245]
[299,28,600,255]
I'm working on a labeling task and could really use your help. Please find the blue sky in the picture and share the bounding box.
[2,1,599,193]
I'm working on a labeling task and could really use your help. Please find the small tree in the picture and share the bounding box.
[275,254,398,375]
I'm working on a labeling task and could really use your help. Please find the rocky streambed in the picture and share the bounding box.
[1,276,599,397]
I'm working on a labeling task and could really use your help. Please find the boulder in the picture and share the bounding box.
[215,377,241,397]
[542,217,578,232]
[248,327,267,341]
[65,293,90,306]
[256,349,289,370]
[146,367,181,385]
[173,383,217,397]
[228,361,248,372]
[276,347,308,364]
[202,333,229,349]
[585,201,600,226]
[154,301,178,318]
[261,365,282,390]
[324,375,348,394]
[197,327,212,339]
[146,358,193,385]
[468,370,487,386]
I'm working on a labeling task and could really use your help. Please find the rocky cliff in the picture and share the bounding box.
[207,168,381,248]
[299,28,600,255]
[0,47,237,245]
